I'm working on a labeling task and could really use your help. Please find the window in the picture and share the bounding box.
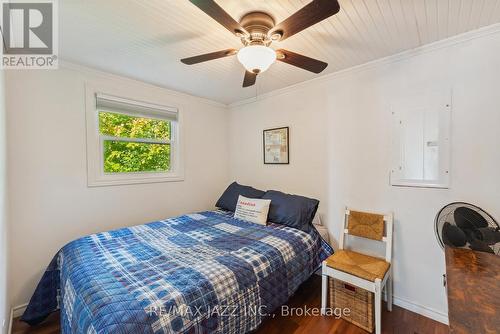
[86,90,183,186]
[99,111,171,173]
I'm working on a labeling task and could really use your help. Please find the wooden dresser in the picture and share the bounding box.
[445,246,500,333]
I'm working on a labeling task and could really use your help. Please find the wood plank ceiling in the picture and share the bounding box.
[60,0,500,104]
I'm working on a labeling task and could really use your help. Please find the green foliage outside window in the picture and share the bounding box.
[99,112,171,173]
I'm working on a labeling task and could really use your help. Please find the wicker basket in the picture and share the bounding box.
[329,277,374,333]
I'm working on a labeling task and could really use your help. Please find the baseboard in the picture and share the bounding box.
[7,308,12,334]
[11,304,27,319]
[393,296,449,325]
[7,303,28,334]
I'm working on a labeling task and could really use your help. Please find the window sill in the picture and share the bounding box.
[87,173,184,187]
[390,179,449,189]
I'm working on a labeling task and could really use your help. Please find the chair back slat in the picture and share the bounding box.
[347,210,385,241]
[341,208,394,263]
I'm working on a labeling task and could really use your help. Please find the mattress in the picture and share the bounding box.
[22,209,333,333]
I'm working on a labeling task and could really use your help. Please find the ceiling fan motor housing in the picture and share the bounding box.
[240,11,276,46]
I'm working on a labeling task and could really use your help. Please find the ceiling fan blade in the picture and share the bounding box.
[270,0,340,41]
[189,0,248,37]
[181,49,237,65]
[276,49,328,73]
[243,71,257,87]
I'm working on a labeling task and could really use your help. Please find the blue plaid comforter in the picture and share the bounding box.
[22,210,333,333]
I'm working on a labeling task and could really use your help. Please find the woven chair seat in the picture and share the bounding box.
[325,250,390,282]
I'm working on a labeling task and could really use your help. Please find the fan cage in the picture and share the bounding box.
[435,202,500,255]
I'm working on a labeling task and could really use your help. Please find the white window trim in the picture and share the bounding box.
[85,83,184,187]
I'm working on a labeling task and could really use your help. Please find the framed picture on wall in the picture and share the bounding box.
[263,127,289,164]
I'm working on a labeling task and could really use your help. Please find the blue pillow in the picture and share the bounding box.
[262,190,319,232]
[216,182,266,212]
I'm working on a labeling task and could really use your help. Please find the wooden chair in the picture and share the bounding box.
[321,208,394,334]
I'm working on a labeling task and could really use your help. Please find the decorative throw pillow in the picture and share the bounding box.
[215,182,266,212]
[234,195,271,225]
[262,190,319,232]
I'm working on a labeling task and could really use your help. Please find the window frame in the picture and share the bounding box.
[86,84,184,187]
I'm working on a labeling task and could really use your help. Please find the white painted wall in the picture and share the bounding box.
[0,68,9,333]
[6,65,230,308]
[5,25,500,326]
[228,29,500,323]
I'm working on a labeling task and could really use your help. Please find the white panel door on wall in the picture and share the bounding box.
[390,91,451,189]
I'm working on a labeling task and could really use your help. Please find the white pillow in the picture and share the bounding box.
[234,195,271,226]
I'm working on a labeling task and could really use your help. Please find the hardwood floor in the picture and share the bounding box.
[255,276,449,334]
[12,275,448,334]
[12,311,60,334]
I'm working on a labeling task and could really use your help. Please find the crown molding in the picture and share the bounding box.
[229,22,500,109]
[58,60,229,109]
[59,22,500,109]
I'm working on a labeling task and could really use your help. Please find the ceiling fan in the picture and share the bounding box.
[181,0,341,87]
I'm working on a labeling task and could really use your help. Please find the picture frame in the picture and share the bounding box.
[263,126,289,164]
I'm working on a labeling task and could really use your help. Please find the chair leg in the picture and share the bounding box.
[321,274,327,315]
[387,272,393,312]
[375,280,382,334]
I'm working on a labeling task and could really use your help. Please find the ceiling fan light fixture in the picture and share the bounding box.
[237,45,276,74]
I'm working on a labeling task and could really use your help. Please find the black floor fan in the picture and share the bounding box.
[435,202,500,255]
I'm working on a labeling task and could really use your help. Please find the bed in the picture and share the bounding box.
[22,209,332,333]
